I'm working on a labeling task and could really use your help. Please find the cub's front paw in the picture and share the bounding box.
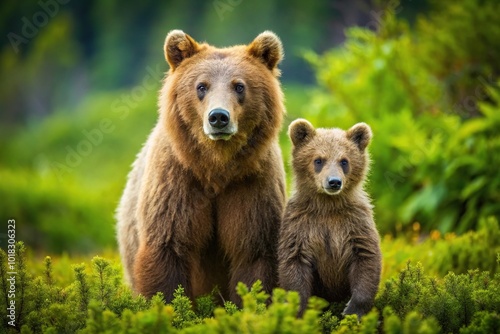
[342,298,371,320]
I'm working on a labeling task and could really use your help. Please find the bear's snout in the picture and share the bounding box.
[324,176,342,194]
[205,108,237,141]
[208,108,230,129]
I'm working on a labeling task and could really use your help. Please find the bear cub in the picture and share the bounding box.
[278,119,381,319]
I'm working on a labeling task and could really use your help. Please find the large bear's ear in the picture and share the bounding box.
[346,122,372,151]
[247,31,284,72]
[289,119,316,147]
[164,30,200,70]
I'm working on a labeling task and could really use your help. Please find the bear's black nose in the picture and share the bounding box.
[327,177,342,190]
[208,109,230,129]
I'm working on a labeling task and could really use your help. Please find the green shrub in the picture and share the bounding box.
[376,262,500,333]
[1,243,498,333]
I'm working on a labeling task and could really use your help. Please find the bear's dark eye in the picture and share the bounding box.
[314,158,323,173]
[197,83,207,100]
[234,83,245,94]
[340,159,349,173]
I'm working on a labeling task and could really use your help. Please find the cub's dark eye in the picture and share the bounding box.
[340,159,349,173]
[314,158,323,173]
[234,83,245,94]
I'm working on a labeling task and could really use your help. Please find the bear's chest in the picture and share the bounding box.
[305,219,354,283]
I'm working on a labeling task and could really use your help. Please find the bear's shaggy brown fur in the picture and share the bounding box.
[278,119,381,318]
[116,30,286,304]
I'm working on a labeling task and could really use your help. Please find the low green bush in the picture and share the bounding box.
[376,262,500,333]
[1,242,498,333]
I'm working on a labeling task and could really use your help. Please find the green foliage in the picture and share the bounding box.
[304,0,500,234]
[460,312,500,334]
[381,216,500,279]
[0,90,158,253]
[376,262,500,333]
[418,0,500,109]
[171,286,199,329]
[0,168,114,253]
[0,243,499,333]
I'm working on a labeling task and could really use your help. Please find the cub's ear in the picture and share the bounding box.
[288,119,316,147]
[164,30,200,70]
[346,122,372,151]
[247,31,284,72]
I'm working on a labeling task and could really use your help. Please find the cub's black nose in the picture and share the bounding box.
[208,109,230,129]
[327,177,342,190]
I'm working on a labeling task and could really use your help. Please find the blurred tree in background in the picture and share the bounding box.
[1,0,499,254]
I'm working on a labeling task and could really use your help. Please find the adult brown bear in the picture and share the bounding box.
[116,30,286,304]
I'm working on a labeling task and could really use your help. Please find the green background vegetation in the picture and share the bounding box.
[1,0,499,332]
